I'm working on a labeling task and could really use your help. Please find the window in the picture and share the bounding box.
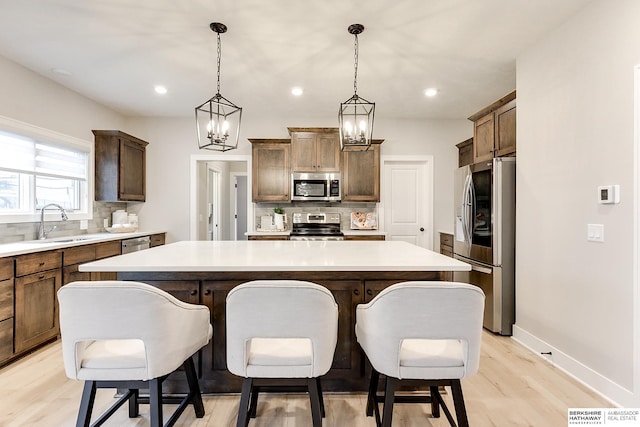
[0,116,93,223]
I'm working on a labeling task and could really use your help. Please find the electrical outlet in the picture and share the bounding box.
[103,218,109,228]
[587,224,604,242]
[80,219,88,230]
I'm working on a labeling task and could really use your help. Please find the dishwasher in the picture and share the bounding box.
[121,236,150,253]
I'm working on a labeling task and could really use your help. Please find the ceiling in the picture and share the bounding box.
[0,0,593,120]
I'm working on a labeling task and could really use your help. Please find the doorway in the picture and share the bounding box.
[380,156,433,249]
[189,154,252,240]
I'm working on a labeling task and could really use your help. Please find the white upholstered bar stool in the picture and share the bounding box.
[356,281,485,427]
[226,280,338,427]
[57,280,213,427]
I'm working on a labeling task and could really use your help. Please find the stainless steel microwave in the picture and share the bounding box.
[291,172,341,202]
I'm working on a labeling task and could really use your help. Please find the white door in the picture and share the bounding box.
[381,157,433,249]
[232,174,248,240]
[207,168,221,241]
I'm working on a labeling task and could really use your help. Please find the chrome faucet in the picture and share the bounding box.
[38,203,69,240]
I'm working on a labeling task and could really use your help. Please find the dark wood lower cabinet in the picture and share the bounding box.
[14,269,62,354]
[118,270,442,393]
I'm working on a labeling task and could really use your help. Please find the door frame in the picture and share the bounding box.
[189,154,252,240]
[380,155,434,249]
[230,172,248,240]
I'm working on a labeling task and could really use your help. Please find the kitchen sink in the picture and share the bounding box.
[23,236,101,244]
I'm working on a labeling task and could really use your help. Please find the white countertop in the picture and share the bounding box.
[0,230,166,257]
[79,240,470,272]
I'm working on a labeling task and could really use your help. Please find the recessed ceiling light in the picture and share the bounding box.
[424,88,438,97]
[291,87,303,96]
[154,85,168,95]
[51,68,72,76]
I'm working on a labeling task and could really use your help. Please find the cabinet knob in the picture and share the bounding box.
[366,289,373,296]
[204,289,211,296]
[420,227,425,232]
[39,262,45,266]
[354,289,360,296]
[190,290,198,296]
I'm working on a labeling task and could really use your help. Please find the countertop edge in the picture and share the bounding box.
[0,230,167,257]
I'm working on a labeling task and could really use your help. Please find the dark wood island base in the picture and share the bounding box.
[117,270,446,394]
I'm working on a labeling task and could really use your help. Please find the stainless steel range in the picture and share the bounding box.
[289,212,344,241]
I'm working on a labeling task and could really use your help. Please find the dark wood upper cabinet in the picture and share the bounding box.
[342,141,382,202]
[92,130,148,202]
[468,91,516,163]
[456,138,474,167]
[289,127,341,173]
[250,139,291,202]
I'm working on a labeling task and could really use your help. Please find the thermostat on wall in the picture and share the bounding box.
[598,185,620,204]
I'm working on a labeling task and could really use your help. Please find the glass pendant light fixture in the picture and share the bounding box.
[338,24,375,151]
[195,22,242,151]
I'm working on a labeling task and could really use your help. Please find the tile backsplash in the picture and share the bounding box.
[0,201,128,244]
[254,202,378,231]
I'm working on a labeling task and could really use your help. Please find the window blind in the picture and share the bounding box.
[0,130,88,180]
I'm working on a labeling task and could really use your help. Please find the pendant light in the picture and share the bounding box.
[195,22,243,151]
[338,24,375,151]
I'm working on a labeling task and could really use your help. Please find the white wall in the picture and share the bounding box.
[515,0,640,406]
[0,56,124,140]
[126,116,470,245]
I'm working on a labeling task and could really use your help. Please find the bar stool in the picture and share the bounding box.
[226,280,339,427]
[57,280,213,427]
[355,281,485,427]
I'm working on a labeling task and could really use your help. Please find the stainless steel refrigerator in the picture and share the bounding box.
[453,157,515,335]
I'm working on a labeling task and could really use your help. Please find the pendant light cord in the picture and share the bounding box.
[353,33,359,96]
[216,31,222,95]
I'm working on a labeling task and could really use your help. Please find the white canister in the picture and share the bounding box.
[112,210,128,225]
[274,213,285,230]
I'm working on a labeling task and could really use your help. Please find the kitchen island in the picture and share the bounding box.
[80,240,470,393]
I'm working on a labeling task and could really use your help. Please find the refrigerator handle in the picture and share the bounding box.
[469,174,476,242]
[463,174,473,246]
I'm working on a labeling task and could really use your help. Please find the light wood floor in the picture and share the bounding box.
[0,331,612,426]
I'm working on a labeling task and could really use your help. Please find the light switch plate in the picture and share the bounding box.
[587,224,604,242]
[80,219,88,230]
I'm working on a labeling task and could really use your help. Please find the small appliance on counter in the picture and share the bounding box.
[106,209,138,233]
[259,215,275,231]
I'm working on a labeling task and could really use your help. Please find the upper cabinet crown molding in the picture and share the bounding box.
[467,90,516,122]
[92,130,148,202]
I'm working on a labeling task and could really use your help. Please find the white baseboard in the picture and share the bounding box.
[512,325,636,408]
